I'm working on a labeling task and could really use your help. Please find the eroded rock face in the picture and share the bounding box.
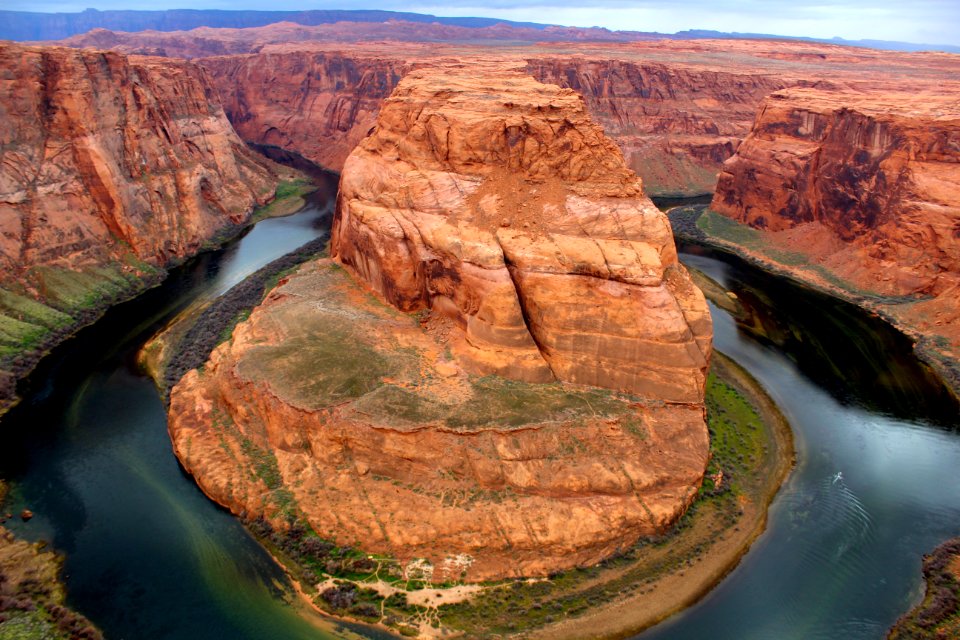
[168,260,710,581]
[168,63,712,581]
[711,88,960,354]
[526,58,786,195]
[332,63,712,404]
[714,89,960,292]
[200,51,410,173]
[0,43,278,278]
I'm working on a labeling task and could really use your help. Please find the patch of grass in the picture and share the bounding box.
[25,263,155,314]
[696,210,808,267]
[246,321,393,408]
[701,371,765,497]
[251,179,315,221]
[217,309,251,345]
[0,290,72,331]
[350,377,633,430]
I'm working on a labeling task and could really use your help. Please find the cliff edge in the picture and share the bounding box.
[710,87,960,386]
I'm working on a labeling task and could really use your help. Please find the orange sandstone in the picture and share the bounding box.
[711,87,960,368]
[332,62,712,403]
[168,63,712,581]
[0,42,278,278]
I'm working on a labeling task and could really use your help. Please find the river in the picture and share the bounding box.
[1,189,957,639]
[639,244,959,640]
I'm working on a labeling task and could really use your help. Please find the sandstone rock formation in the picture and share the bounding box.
[200,50,410,175]
[332,63,712,403]
[168,63,712,581]
[711,87,960,382]
[169,260,710,581]
[0,43,278,275]
[0,42,281,410]
[526,57,785,195]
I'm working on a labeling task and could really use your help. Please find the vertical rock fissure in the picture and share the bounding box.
[501,251,560,382]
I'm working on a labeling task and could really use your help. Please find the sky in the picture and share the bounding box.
[8,1,960,47]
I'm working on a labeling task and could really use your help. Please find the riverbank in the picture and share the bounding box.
[0,167,312,418]
[137,232,330,397]
[210,343,793,639]
[669,204,960,401]
[0,481,102,640]
[888,536,960,639]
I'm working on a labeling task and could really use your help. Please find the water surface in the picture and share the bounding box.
[1,179,383,640]
[638,245,959,640]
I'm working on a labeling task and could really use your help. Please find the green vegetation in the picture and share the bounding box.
[251,179,316,222]
[350,377,634,431]
[888,537,960,639]
[0,256,165,414]
[217,309,252,346]
[248,320,394,408]
[696,210,809,266]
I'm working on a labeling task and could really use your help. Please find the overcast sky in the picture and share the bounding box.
[8,1,960,46]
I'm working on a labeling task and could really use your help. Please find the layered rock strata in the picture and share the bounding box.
[526,57,786,195]
[0,43,278,274]
[168,64,712,581]
[0,42,280,409]
[332,63,712,404]
[711,88,960,367]
[199,51,410,174]
[55,32,960,195]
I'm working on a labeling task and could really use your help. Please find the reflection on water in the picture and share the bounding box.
[680,245,957,426]
[638,246,960,640]
[0,180,385,640]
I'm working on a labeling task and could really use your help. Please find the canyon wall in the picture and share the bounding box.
[0,42,280,409]
[711,87,960,378]
[53,32,960,199]
[199,47,782,194]
[199,50,411,175]
[526,57,786,195]
[168,63,712,581]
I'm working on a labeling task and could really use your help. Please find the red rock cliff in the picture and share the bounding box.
[526,57,786,195]
[713,88,960,299]
[333,62,712,404]
[0,43,278,276]
[0,42,281,411]
[199,50,410,173]
[711,87,960,378]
